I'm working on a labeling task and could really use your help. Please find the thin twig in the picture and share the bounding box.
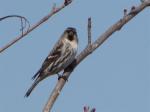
[20,17,24,36]
[84,106,89,112]
[0,0,72,53]
[88,17,92,45]
[84,106,96,112]
[43,2,150,112]
[0,15,30,35]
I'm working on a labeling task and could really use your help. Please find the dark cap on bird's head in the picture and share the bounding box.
[66,27,76,32]
[65,27,77,36]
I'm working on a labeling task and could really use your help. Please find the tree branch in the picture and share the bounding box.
[43,1,150,112]
[0,0,73,53]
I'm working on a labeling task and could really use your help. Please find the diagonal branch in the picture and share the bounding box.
[43,1,150,112]
[0,0,73,53]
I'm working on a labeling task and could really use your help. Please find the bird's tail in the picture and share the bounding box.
[32,69,41,80]
[25,78,41,97]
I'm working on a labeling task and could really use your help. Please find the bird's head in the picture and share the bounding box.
[63,27,78,43]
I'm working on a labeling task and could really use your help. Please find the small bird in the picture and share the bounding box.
[25,27,78,97]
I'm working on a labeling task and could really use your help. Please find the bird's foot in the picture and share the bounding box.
[57,74,68,81]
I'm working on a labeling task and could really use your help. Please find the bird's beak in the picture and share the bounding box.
[68,31,74,37]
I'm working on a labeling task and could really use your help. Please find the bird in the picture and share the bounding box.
[25,27,78,97]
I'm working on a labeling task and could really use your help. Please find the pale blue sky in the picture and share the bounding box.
[0,0,150,112]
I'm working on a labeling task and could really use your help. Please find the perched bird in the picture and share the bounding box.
[25,27,78,97]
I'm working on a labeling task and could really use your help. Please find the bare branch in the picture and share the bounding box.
[43,2,150,112]
[0,0,73,53]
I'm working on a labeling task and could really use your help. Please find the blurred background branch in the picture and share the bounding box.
[0,0,72,53]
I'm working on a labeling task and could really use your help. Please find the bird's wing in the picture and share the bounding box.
[32,40,63,80]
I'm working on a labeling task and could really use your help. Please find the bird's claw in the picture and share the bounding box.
[58,75,68,81]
